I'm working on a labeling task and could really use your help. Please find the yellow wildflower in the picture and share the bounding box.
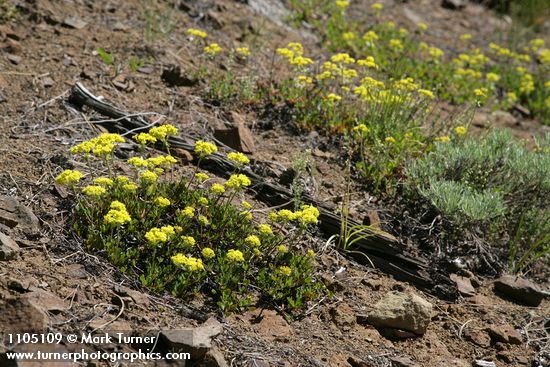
[278,266,292,276]
[226,249,245,262]
[371,3,383,10]
[241,210,252,220]
[363,31,379,44]
[155,197,170,207]
[245,235,261,247]
[241,201,252,210]
[473,88,488,98]
[55,169,84,187]
[171,253,204,271]
[435,136,451,142]
[258,224,273,235]
[210,183,226,194]
[385,136,396,144]
[195,172,209,182]
[198,197,209,206]
[178,206,195,219]
[352,124,369,135]
[460,34,472,41]
[104,201,131,226]
[145,227,168,245]
[204,43,223,56]
[236,47,250,58]
[194,140,218,157]
[186,28,207,39]
[307,249,315,258]
[94,177,113,186]
[277,245,288,254]
[140,170,158,183]
[122,182,137,192]
[417,22,428,31]
[198,215,209,226]
[133,133,157,145]
[343,32,355,41]
[202,247,215,259]
[82,185,106,197]
[486,72,500,83]
[327,93,342,102]
[224,174,251,190]
[128,157,148,167]
[454,126,467,135]
[335,0,350,8]
[227,151,250,165]
[418,89,435,99]
[389,39,403,51]
[181,236,196,247]
[149,124,178,141]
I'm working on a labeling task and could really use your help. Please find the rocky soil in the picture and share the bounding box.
[0,0,549,366]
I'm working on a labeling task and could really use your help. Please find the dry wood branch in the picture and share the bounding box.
[67,82,450,293]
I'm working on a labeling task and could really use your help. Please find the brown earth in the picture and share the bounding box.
[0,0,549,366]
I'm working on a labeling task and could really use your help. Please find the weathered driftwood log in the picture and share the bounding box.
[68,82,451,295]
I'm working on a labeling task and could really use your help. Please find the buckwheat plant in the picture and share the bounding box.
[57,125,325,314]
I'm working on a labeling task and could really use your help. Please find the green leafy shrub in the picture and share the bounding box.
[406,129,550,273]
[56,127,325,314]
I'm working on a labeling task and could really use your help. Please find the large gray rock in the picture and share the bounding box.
[0,231,20,260]
[161,317,223,359]
[493,275,548,307]
[367,291,433,335]
[0,196,40,235]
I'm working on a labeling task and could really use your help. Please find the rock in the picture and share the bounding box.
[204,347,228,367]
[63,16,87,29]
[493,110,517,128]
[113,285,150,308]
[463,329,491,347]
[0,232,20,260]
[161,65,197,87]
[65,263,88,279]
[160,317,222,359]
[0,297,49,333]
[172,148,194,163]
[249,309,292,342]
[348,356,376,367]
[23,289,67,313]
[389,356,418,367]
[41,76,55,88]
[486,325,522,345]
[367,291,433,335]
[441,0,466,10]
[112,74,134,92]
[214,124,255,154]
[450,274,476,296]
[1,38,22,54]
[496,351,513,364]
[246,359,270,367]
[0,196,41,235]
[6,54,21,65]
[330,303,356,331]
[473,361,496,367]
[493,275,548,307]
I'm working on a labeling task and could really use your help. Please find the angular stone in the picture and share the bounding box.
[389,356,418,367]
[0,297,49,333]
[204,347,228,367]
[0,231,20,260]
[450,273,476,296]
[330,303,356,331]
[22,289,67,313]
[63,16,87,29]
[494,275,548,307]
[161,317,222,359]
[473,361,496,367]
[0,196,40,235]
[214,124,255,154]
[367,291,433,335]
[486,325,522,345]
[463,329,491,347]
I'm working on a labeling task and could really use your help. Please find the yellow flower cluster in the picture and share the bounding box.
[269,205,319,225]
[145,226,175,245]
[104,201,131,226]
[257,224,273,235]
[187,28,207,39]
[277,245,288,254]
[198,215,209,226]
[363,31,379,44]
[245,235,261,247]
[486,72,500,83]
[195,172,209,182]
[55,169,84,187]
[155,196,171,207]
[352,124,369,135]
[278,266,292,276]
[140,170,158,183]
[210,183,226,194]
[454,126,467,135]
[224,174,251,189]
[94,177,113,186]
[418,89,435,99]
[181,236,196,247]
[178,206,195,219]
[435,136,451,142]
[202,247,215,259]
[82,185,106,197]
[236,47,250,58]
[122,182,138,192]
[519,73,535,94]
[357,56,378,69]
[277,42,313,67]
[226,249,244,262]
[371,3,383,10]
[227,152,250,165]
[171,253,204,271]
[133,133,157,145]
[146,155,177,168]
[335,0,349,8]
[70,133,125,157]
[327,93,342,102]
[389,39,404,52]
[204,43,223,56]
[149,124,178,141]
[195,140,218,156]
